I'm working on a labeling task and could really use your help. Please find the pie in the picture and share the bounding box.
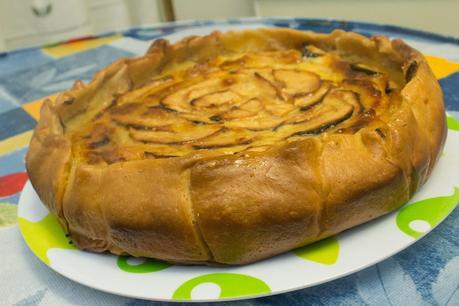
[26,28,446,265]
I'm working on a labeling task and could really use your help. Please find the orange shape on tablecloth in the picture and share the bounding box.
[22,94,58,121]
[42,34,122,59]
[425,55,459,79]
[0,95,58,155]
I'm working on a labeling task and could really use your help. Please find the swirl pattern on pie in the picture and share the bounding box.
[26,29,446,265]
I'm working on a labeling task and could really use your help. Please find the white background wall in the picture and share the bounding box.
[172,0,255,20]
[1,0,458,52]
[255,0,459,37]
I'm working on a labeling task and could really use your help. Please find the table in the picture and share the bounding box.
[1,18,458,305]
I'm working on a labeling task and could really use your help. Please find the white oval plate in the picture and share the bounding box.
[18,125,459,302]
[17,18,459,301]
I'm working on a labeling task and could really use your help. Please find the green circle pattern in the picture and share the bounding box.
[173,273,271,300]
[293,236,339,265]
[117,256,170,273]
[396,187,459,239]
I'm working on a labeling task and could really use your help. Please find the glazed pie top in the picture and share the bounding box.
[67,42,404,165]
[26,29,446,265]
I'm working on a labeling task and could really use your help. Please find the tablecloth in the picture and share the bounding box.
[0,18,458,305]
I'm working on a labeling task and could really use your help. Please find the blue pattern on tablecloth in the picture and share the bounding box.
[0,108,36,141]
[0,46,134,103]
[0,85,21,114]
[0,147,28,177]
[440,72,459,111]
[0,48,52,76]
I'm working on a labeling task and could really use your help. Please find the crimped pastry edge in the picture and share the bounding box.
[26,28,446,265]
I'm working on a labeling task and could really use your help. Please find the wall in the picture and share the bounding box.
[255,0,459,37]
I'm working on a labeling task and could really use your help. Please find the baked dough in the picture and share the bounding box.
[26,28,446,265]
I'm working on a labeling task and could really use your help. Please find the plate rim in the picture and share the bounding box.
[18,179,457,302]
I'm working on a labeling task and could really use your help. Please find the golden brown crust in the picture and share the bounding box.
[26,100,71,220]
[62,158,211,262]
[26,28,446,265]
[190,139,324,263]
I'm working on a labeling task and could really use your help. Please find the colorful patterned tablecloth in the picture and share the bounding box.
[1,18,458,305]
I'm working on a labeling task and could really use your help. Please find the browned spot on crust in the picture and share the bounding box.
[336,108,376,134]
[143,104,177,116]
[187,63,211,77]
[343,79,380,95]
[86,151,104,164]
[125,124,155,131]
[144,151,179,158]
[350,64,379,76]
[220,58,246,69]
[83,124,114,150]
[343,79,381,110]
[288,102,355,136]
[385,81,393,94]
[222,77,236,86]
[88,135,110,149]
[63,96,75,105]
[290,106,354,136]
[209,115,222,122]
[302,49,321,58]
[301,43,324,58]
[109,102,140,115]
[405,61,418,82]
[192,138,252,150]
[375,128,386,138]
[102,150,126,164]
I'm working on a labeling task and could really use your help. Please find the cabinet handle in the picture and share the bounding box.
[31,1,53,17]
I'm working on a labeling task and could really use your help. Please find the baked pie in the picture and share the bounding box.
[26,28,446,265]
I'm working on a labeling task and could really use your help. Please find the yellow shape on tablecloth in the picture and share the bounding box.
[0,130,33,155]
[42,34,122,59]
[425,55,459,79]
[0,203,17,227]
[2,95,58,155]
[22,94,58,121]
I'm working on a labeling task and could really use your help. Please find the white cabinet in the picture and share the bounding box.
[0,0,91,51]
[0,0,163,51]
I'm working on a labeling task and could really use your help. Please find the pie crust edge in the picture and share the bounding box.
[26,28,447,265]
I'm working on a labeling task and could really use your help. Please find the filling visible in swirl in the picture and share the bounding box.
[67,45,403,165]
